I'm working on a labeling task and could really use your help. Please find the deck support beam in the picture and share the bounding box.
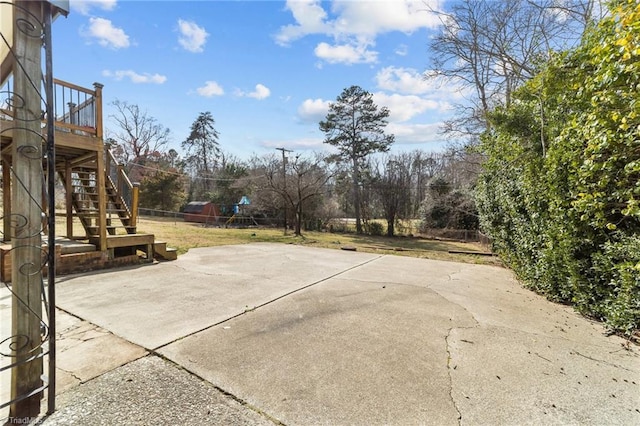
[65,160,73,238]
[2,154,11,242]
[9,1,45,421]
[96,151,107,252]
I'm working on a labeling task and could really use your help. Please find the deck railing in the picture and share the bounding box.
[106,147,139,227]
[52,78,103,138]
[0,76,103,138]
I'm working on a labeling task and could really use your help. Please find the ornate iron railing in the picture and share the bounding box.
[0,0,57,421]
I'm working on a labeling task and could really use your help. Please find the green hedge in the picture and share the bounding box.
[476,0,640,335]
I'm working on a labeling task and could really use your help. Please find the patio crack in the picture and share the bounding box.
[57,366,83,384]
[444,310,480,426]
[153,255,385,352]
[445,327,462,425]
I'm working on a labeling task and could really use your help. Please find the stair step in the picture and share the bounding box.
[75,213,133,222]
[153,241,178,261]
[89,233,154,249]
[62,165,137,241]
[86,225,137,233]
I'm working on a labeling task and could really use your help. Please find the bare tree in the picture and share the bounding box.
[408,151,444,217]
[107,100,171,167]
[259,153,333,235]
[428,0,601,140]
[373,154,413,237]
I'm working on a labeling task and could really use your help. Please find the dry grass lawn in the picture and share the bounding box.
[135,216,501,266]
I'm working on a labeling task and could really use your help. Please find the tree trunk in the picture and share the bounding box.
[352,156,362,234]
[295,203,302,236]
[387,217,395,237]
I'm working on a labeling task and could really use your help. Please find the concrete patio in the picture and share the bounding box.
[1,243,638,425]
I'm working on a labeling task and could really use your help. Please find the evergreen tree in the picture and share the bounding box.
[320,86,394,234]
[182,111,221,198]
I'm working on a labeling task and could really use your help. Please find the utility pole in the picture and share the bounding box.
[275,147,292,233]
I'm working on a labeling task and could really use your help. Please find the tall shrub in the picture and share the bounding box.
[477,0,640,334]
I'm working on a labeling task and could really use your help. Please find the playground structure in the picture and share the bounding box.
[183,197,258,227]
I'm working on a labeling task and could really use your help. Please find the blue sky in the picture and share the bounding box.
[51,0,461,159]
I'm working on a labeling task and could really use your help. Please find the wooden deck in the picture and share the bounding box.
[0,78,176,281]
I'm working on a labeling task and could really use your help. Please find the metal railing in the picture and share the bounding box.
[0,1,57,419]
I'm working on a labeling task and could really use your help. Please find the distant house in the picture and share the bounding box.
[183,201,220,223]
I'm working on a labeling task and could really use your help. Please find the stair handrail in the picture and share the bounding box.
[106,147,139,228]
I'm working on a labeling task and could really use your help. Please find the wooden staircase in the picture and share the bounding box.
[0,77,178,279]
[57,148,178,262]
[60,166,137,237]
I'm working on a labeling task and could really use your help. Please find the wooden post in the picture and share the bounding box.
[91,83,105,245]
[10,0,44,421]
[96,150,107,251]
[65,161,73,238]
[93,82,103,139]
[117,164,124,198]
[104,145,111,178]
[131,183,139,229]
[2,155,11,242]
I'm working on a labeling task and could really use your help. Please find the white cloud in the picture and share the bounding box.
[375,66,434,95]
[331,0,442,36]
[275,0,329,46]
[395,44,408,56]
[196,81,224,97]
[297,98,331,123]
[72,0,117,16]
[237,84,271,100]
[375,66,469,101]
[298,91,448,130]
[275,0,442,63]
[177,19,209,53]
[387,122,445,145]
[373,92,442,122]
[314,41,378,65]
[102,70,166,84]
[84,17,129,49]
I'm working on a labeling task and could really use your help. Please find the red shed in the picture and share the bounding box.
[183,201,220,223]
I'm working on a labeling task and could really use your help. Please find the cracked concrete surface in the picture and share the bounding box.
[54,311,147,392]
[3,243,638,425]
[161,275,477,425]
[448,326,639,425]
[52,245,380,350]
[0,303,147,420]
[42,356,274,426]
[445,328,463,424]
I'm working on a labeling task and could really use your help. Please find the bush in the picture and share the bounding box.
[476,1,640,335]
[588,235,640,335]
[368,222,384,236]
